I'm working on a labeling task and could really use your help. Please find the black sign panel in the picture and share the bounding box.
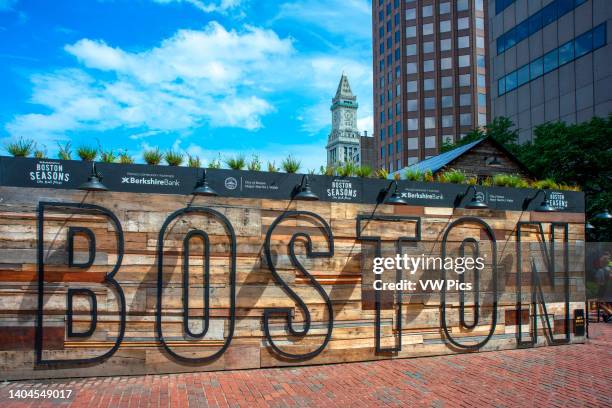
[0,157,585,212]
[574,309,585,336]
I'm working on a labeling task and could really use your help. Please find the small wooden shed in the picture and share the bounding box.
[392,137,535,181]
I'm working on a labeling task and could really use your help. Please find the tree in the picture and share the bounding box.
[440,117,518,153]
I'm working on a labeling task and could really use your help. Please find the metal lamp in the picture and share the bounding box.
[78,162,108,192]
[593,209,612,220]
[522,189,556,212]
[383,180,408,206]
[193,169,218,197]
[294,175,319,201]
[585,222,596,232]
[462,185,488,209]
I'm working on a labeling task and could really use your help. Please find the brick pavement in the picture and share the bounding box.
[2,324,611,408]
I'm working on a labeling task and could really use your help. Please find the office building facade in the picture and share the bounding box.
[373,0,489,171]
[488,0,610,142]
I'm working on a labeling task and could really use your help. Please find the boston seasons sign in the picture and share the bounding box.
[0,157,584,212]
[0,156,582,366]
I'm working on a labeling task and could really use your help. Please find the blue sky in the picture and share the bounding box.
[0,0,373,170]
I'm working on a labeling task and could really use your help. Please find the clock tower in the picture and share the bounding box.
[326,74,361,168]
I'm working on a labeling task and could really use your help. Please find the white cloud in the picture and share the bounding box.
[7,23,290,141]
[151,0,241,13]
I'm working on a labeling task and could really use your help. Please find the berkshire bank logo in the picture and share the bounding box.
[120,173,180,187]
[327,178,358,201]
[29,161,71,186]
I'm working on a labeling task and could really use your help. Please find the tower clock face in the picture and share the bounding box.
[344,111,353,127]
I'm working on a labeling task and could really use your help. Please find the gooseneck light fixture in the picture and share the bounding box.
[382,180,408,206]
[456,185,488,209]
[78,162,108,192]
[594,209,612,220]
[294,175,319,201]
[193,169,218,197]
[522,189,556,212]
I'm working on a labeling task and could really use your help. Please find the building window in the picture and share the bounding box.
[477,55,486,68]
[457,17,470,31]
[396,138,401,152]
[380,129,385,140]
[442,115,453,127]
[422,5,433,17]
[458,36,470,48]
[440,20,451,33]
[406,8,416,20]
[458,55,471,67]
[441,96,453,108]
[406,44,417,56]
[407,62,418,74]
[475,0,484,12]
[380,111,385,123]
[477,74,486,88]
[408,138,418,150]
[423,78,435,91]
[478,113,487,127]
[424,97,436,110]
[460,113,472,126]
[476,18,485,31]
[406,26,416,38]
[459,74,471,87]
[423,60,434,72]
[408,157,418,165]
[440,38,451,51]
[476,36,485,49]
[457,0,469,12]
[425,136,437,149]
[407,80,418,92]
[439,2,450,14]
[478,93,487,107]
[407,99,418,111]
[423,41,434,53]
[440,57,452,70]
[396,102,401,115]
[407,118,419,130]
[460,93,471,106]
[396,120,402,133]
[423,23,434,36]
[424,117,436,129]
[441,76,453,88]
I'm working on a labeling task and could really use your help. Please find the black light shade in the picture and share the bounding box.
[78,162,108,192]
[384,180,408,206]
[488,156,501,166]
[294,175,319,201]
[535,191,556,212]
[594,209,612,220]
[459,185,488,209]
[193,169,218,196]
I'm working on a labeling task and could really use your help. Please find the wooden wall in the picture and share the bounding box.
[0,186,586,380]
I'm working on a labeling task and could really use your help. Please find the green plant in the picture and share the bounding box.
[57,142,72,160]
[557,183,581,192]
[208,155,222,169]
[404,169,423,181]
[532,178,559,190]
[100,149,117,163]
[375,168,389,179]
[187,154,201,168]
[320,165,335,176]
[34,147,46,159]
[467,176,478,185]
[225,155,246,170]
[164,150,184,166]
[355,165,373,178]
[308,168,316,175]
[481,177,493,187]
[247,154,262,171]
[337,162,357,177]
[77,145,98,161]
[492,174,510,187]
[119,151,134,164]
[267,161,278,172]
[281,155,301,173]
[143,148,162,165]
[393,172,401,181]
[440,169,466,184]
[423,169,434,182]
[5,138,35,157]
